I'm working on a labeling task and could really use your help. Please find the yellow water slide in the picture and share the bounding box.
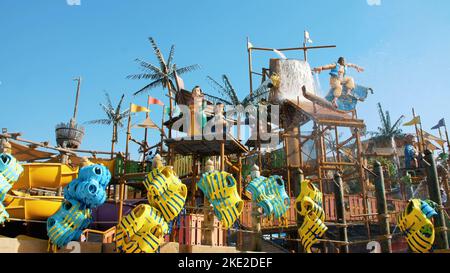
[4,193,63,221]
[13,163,78,190]
[4,158,115,221]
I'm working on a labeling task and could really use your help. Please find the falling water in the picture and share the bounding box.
[313,71,323,96]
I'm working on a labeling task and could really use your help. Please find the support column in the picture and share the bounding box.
[251,200,262,251]
[373,161,392,253]
[334,172,349,253]
[425,150,449,250]
[355,127,371,239]
[294,168,305,253]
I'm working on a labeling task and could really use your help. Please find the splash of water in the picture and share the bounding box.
[313,72,322,96]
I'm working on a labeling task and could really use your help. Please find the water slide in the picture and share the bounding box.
[4,158,116,221]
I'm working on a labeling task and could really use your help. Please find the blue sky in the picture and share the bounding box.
[1,0,450,159]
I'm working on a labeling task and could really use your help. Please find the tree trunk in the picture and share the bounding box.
[111,125,116,159]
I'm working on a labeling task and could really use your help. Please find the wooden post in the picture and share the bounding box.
[72,77,82,121]
[118,103,132,222]
[251,195,262,251]
[424,149,449,250]
[314,123,324,193]
[373,161,392,253]
[220,142,225,171]
[334,172,349,253]
[294,168,305,253]
[142,96,151,165]
[438,127,446,153]
[355,127,371,239]
[444,123,450,155]
[160,106,165,154]
[412,108,422,153]
[110,126,115,160]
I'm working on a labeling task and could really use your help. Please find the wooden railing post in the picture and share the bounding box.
[294,168,305,253]
[334,172,349,253]
[425,150,449,250]
[373,161,392,253]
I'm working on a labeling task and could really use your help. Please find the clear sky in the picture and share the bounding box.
[1,0,450,159]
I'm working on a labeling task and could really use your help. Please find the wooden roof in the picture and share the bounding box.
[165,133,248,156]
[10,141,56,162]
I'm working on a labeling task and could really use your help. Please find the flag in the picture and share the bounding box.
[148,96,164,106]
[431,118,446,130]
[424,140,440,152]
[247,41,254,50]
[403,116,421,126]
[273,49,287,60]
[130,103,150,113]
[422,130,446,147]
[304,30,313,44]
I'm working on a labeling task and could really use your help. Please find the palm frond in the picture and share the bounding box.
[167,45,175,67]
[84,119,112,125]
[126,73,163,81]
[104,91,113,110]
[133,79,164,96]
[386,111,392,132]
[134,58,162,75]
[176,64,200,75]
[115,94,125,115]
[100,103,114,118]
[206,76,229,100]
[222,75,240,105]
[377,103,388,131]
[391,116,405,133]
[148,37,166,70]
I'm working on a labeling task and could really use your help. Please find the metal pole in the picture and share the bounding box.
[424,149,449,250]
[247,37,253,98]
[373,161,392,253]
[444,123,450,155]
[334,172,349,253]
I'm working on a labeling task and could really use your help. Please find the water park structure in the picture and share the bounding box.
[1,33,450,254]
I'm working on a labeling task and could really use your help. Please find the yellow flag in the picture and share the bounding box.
[422,130,446,147]
[130,103,150,113]
[403,116,421,126]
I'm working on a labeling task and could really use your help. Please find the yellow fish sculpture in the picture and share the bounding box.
[116,204,168,254]
[144,166,187,222]
[398,199,436,253]
[295,180,327,253]
[197,171,244,229]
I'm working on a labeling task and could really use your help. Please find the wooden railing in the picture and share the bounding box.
[82,226,117,243]
[240,195,408,229]
[177,213,227,246]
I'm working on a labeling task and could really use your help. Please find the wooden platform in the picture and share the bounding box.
[285,100,366,128]
[165,133,248,156]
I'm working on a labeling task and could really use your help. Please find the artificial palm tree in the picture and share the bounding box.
[207,74,271,107]
[370,103,405,178]
[371,103,405,144]
[207,75,240,105]
[85,92,130,158]
[127,37,200,137]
